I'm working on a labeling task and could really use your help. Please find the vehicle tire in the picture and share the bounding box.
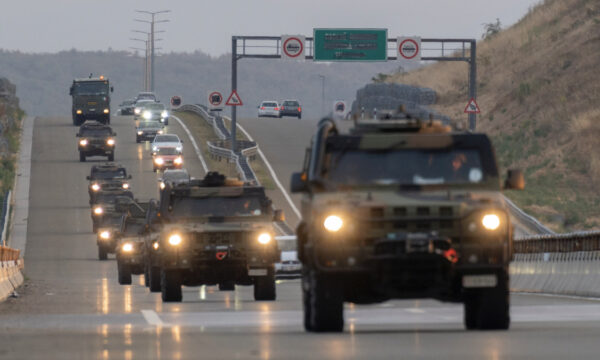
[298,114,302,119]
[136,137,140,143]
[302,269,313,331]
[463,270,510,330]
[108,153,114,162]
[306,270,344,332]
[253,266,276,301]
[98,246,108,261]
[161,269,182,302]
[219,281,235,291]
[149,266,161,292]
[79,153,86,162]
[117,261,132,285]
[144,264,150,287]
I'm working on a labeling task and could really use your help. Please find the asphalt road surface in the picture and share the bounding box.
[0,115,600,359]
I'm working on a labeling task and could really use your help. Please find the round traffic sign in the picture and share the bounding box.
[170,95,182,107]
[209,91,223,106]
[399,39,419,59]
[335,102,345,112]
[283,37,304,58]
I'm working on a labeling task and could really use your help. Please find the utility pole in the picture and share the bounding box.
[318,74,325,115]
[134,10,170,92]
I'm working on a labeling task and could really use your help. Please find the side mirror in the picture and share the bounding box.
[75,133,80,137]
[504,169,525,190]
[113,132,117,136]
[86,176,91,180]
[273,209,285,222]
[290,172,308,193]
[110,86,114,93]
[128,175,132,179]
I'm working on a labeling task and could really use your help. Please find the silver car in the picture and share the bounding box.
[151,134,183,154]
[257,101,281,118]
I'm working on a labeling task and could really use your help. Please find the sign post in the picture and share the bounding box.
[313,29,387,62]
[226,90,243,153]
[281,35,305,60]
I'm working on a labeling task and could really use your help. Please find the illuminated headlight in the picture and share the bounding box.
[176,146,182,152]
[99,230,111,240]
[152,146,158,152]
[161,111,168,118]
[106,138,115,146]
[76,109,83,115]
[159,181,166,190]
[134,108,141,114]
[103,108,110,114]
[79,139,88,146]
[142,111,152,120]
[137,131,143,135]
[122,242,134,252]
[174,156,183,165]
[323,215,343,232]
[153,242,159,250]
[122,183,129,189]
[154,157,164,165]
[93,207,103,215]
[482,214,501,231]
[157,130,163,134]
[257,233,272,245]
[168,234,182,246]
[91,183,100,191]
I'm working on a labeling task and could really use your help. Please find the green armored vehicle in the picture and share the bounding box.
[77,121,117,162]
[291,115,525,332]
[151,172,282,302]
[116,201,153,285]
[69,75,113,125]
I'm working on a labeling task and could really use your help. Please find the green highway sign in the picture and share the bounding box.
[313,28,388,62]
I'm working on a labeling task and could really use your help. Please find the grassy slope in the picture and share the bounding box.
[389,0,600,232]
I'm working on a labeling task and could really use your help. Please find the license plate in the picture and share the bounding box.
[282,265,300,271]
[249,269,267,276]
[88,102,97,105]
[462,274,497,288]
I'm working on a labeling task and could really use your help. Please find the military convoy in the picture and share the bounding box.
[291,112,524,332]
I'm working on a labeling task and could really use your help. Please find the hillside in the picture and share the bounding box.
[389,0,600,231]
[0,50,399,120]
[0,78,24,202]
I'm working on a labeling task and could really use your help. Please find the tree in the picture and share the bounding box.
[482,18,502,40]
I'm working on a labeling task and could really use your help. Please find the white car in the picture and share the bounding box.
[275,250,301,278]
[257,101,281,118]
[151,134,183,154]
[133,99,156,119]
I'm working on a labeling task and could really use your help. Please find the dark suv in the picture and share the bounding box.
[87,164,131,205]
[77,121,116,162]
[279,100,302,119]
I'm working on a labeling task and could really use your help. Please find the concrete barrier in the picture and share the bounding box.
[0,246,23,300]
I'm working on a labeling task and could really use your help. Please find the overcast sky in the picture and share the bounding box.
[0,0,542,56]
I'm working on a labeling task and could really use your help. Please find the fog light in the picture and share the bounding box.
[324,215,343,232]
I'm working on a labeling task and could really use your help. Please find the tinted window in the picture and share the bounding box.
[140,122,163,129]
[156,147,179,155]
[73,82,109,95]
[146,103,165,110]
[164,171,189,181]
[262,102,278,107]
[169,196,265,218]
[92,169,127,179]
[81,128,112,137]
[154,135,179,142]
[283,101,299,106]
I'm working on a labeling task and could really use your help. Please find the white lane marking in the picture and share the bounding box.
[515,292,600,302]
[171,114,209,173]
[405,308,425,314]
[234,120,301,220]
[141,310,165,326]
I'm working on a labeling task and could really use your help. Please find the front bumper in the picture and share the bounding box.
[79,145,114,156]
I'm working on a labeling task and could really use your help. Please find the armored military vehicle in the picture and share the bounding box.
[291,114,524,332]
[76,121,117,162]
[115,201,152,284]
[70,75,113,125]
[150,172,282,302]
[87,163,131,205]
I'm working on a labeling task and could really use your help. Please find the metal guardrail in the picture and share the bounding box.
[503,195,555,237]
[0,191,11,247]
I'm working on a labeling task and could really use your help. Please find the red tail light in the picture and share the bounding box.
[274,107,279,111]
[280,106,285,110]
[298,107,302,112]
[260,107,265,110]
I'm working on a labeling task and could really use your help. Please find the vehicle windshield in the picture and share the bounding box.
[92,169,127,180]
[164,171,189,181]
[169,196,267,218]
[81,128,112,137]
[100,216,123,227]
[156,147,179,155]
[96,193,132,204]
[145,103,165,110]
[324,148,485,186]
[283,101,299,106]
[154,135,179,143]
[122,100,134,106]
[138,93,156,100]
[262,102,278,107]
[72,82,109,95]
[140,122,163,129]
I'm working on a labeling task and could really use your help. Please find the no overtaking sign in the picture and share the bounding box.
[398,36,421,62]
[281,35,305,60]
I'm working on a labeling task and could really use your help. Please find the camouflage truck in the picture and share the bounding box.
[151,172,282,302]
[69,75,114,126]
[290,115,525,332]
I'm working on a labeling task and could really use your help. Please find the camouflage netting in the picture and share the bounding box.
[351,83,450,123]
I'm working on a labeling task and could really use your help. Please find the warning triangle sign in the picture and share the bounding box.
[464,98,481,114]
[226,90,243,106]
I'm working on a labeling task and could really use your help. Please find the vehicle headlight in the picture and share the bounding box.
[103,108,110,114]
[323,215,343,232]
[152,146,158,152]
[174,156,183,165]
[91,183,100,191]
[143,111,152,120]
[257,233,272,245]
[99,230,111,240]
[106,138,115,146]
[137,131,143,135]
[157,130,163,134]
[168,234,182,246]
[482,214,501,231]
[154,157,164,165]
[122,242,134,252]
[161,111,168,118]
[79,139,88,146]
[76,109,83,115]
[122,183,129,189]
[159,181,166,190]
[176,146,182,152]
[134,108,141,114]
[153,242,159,250]
[93,207,103,215]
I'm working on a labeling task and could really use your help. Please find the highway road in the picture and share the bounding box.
[0,115,600,359]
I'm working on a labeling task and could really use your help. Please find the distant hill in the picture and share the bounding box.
[0,49,400,119]
[388,0,600,231]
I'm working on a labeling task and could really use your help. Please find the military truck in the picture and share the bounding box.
[87,163,131,205]
[290,114,525,332]
[91,190,134,233]
[77,121,117,162]
[150,172,282,302]
[69,75,114,126]
[116,201,152,284]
